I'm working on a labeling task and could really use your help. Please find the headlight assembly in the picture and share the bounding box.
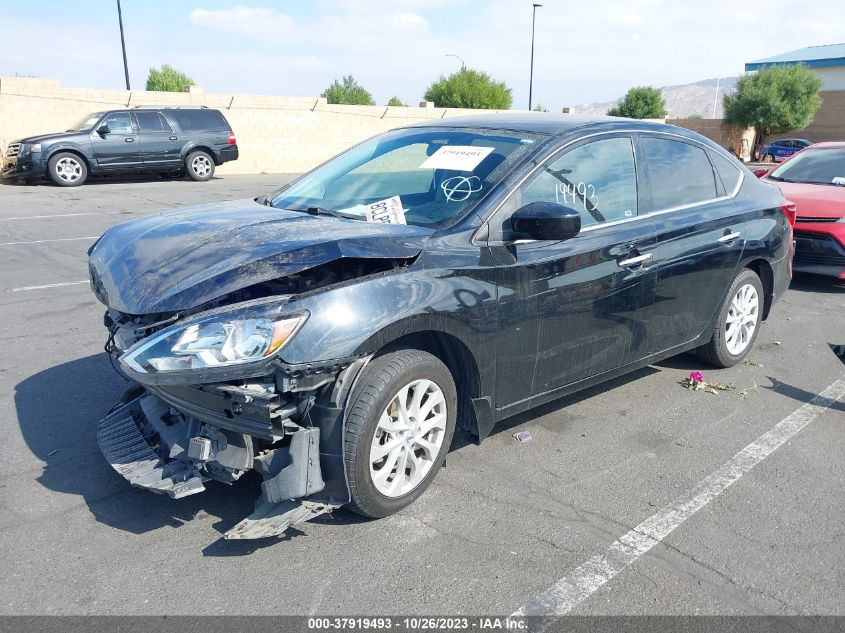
[120,307,306,378]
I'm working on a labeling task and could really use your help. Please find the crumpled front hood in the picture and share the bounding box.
[88,198,433,314]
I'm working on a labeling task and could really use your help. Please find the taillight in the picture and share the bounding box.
[780,201,797,228]
[228,131,236,145]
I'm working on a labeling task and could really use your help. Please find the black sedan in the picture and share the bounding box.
[88,115,793,539]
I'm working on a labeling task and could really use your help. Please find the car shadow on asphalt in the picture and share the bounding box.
[0,173,223,187]
[14,352,261,545]
[790,273,845,293]
[12,354,668,555]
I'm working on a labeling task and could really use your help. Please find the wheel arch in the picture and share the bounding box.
[371,330,483,437]
[183,144,219,165]
[743,257,774,320]
[46,147,91,172]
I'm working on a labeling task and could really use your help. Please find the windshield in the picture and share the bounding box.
[270,127,543,228]
[770,148,845,186]
[70,112,104,132]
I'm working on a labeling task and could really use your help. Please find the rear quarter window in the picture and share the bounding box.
[708,151,743,195]
[168,109,230,132]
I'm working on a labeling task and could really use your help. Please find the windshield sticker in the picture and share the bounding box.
[420,146,495,172]
[833,177,845,185]
[441,176,482,202]
[364,195,406,225]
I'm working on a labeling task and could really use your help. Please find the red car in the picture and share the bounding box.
[757,142,845,279]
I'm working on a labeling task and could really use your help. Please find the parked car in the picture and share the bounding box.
[757,142,845,279]
[2,106,238,186]
[88,115,793,539]
[757,138,811,163]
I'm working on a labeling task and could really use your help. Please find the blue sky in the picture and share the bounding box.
[3,0,842,110]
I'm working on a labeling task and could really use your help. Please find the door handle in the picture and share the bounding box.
[169,136,178,140]
[125,137,135,142]
[618,253,652,268]
[718,231,741,245]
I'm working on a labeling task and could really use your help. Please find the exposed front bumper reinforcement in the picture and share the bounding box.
[97,398,207,499]
[224,500,338,540]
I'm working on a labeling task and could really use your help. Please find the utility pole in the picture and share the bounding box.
[712,77,721,118]
[529,3,542,110]
[117,0,131,90]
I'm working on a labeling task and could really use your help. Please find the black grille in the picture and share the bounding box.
[795,216,839,224]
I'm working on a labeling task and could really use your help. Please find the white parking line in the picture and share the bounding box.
[512,377,845,618]
[0,210,140,221]
[0,236,98,246]
[9,280,89,292]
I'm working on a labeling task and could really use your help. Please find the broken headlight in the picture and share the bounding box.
[120,304,306,377]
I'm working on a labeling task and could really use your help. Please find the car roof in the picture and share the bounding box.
[402,113,683,137]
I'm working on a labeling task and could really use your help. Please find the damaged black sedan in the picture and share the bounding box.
[88,115,792,539]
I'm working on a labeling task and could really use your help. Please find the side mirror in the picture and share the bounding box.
[511,201,581,241]
[753,167,769,179]
[97,124,110,136]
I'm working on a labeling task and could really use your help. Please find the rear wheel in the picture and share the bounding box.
[763,153,775,164]
[185,150,214,181]
[48,152,87,186]
[696,268,763,367]
[344,349,457,518]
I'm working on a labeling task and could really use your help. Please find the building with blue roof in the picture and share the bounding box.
[746,43,845,90]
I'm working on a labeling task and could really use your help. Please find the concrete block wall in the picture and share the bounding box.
[0,77,514,175]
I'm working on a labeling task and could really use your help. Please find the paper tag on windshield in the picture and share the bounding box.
[419,146,495,172]
[365,195,406,225]
[833,177,845,185]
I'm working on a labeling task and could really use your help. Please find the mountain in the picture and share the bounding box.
[572,77,738,119]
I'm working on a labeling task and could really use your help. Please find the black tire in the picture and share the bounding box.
[185,150,215,181]
[344,349,457,518]
[47,152,87,186]
[696,268,764,368]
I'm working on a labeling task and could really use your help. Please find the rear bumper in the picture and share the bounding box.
[216,145,239,164]
[793,229,845,279]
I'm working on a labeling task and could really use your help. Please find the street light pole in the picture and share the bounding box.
[117,0,131,90]
[528,3,542,111]
[445,53,466,71]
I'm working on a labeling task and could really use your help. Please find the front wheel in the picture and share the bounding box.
[696,268,764,367]
[47,152,87,186]
[185,150,215,181]
[344,349,457,518]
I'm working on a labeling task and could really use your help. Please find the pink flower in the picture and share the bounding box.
[689,371,704,383]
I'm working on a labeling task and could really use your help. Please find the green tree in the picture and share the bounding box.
[424,68,512,109]
[321,75,375,105]
[723,64,822,141]
[607,86,667,119]
[532,103,549,112]
[146,64,194,92]
[387,96,407,107]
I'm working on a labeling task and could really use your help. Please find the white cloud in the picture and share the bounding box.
[190,5,293,34]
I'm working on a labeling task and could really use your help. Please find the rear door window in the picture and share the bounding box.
[639,137,718,211]
[135,111,172,133]
[168,109,229,132]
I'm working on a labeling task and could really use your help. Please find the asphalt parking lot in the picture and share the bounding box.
[0,174,843,617]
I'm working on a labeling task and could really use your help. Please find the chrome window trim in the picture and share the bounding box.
[479,128,745,241]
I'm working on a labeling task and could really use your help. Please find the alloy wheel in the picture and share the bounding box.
[191,155,212,177]
[369,379,447,498]
[55,157,82,183]
[725,283,759,355]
